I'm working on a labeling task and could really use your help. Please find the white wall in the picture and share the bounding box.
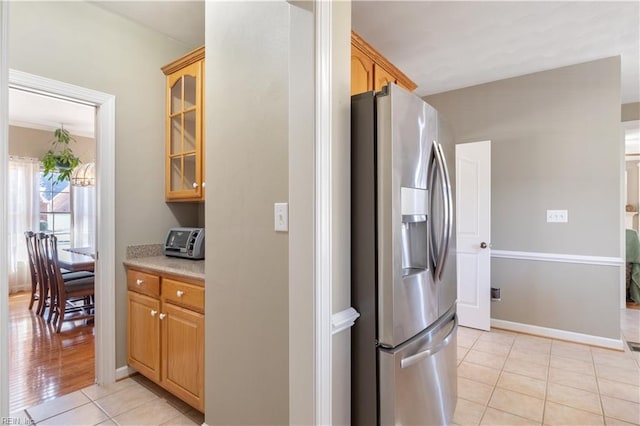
[288,2,315,424]
[205,2,289,423]
[9,126,95,162]
[427,57,622,339]
[330,1,353,425]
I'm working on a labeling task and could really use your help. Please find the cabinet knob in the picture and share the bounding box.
[202,182,206,188]
[159,313,167,320]
[150,310,157,317]
[136,279,144,286]
[176,290,184,298]
[192,182,198,189]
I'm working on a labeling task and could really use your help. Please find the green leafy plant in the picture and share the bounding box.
[41,127,81,183]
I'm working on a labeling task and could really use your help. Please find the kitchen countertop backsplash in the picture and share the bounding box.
[124,244,205,281]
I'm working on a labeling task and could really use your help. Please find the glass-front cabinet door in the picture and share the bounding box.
[163,47,205,201]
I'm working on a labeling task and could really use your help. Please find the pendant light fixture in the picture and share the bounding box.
[71,162,96,187]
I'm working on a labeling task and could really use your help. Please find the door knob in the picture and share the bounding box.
[480,242,489,249]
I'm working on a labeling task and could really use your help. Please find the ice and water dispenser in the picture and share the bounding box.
[400,187,429,276]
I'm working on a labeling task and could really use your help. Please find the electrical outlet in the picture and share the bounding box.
[546,209,568,223]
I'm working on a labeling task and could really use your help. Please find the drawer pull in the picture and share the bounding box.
[136,279,144,286]
[176,290,184,298]
[150,310,157,317]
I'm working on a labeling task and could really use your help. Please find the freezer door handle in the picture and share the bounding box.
[400,316,457,369]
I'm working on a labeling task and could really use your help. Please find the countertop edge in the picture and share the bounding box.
[123,256,205,282]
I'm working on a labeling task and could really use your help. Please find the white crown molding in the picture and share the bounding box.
[491,249,624,267]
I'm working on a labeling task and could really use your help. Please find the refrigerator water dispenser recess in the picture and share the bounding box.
[401,187,428,275]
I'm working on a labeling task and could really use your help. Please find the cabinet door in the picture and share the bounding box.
[351,45,373,96]
[127,291,161,382]
[374,64,397,92]
[166,60,204,201]
[161,303,205,411]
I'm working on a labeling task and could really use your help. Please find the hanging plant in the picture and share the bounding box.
[41,127,81,183]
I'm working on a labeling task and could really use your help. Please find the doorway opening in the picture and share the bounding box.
[624,119,640,310]
[7,87,97,411]
[1,69,116,415]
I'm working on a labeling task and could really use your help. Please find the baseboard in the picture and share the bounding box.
[115,365,137,381]
[491,318,625,350]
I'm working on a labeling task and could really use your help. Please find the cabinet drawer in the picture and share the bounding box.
[127,269,160,297]
[163,278,204,311]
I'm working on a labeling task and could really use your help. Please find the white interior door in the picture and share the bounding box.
[455,141,491,330]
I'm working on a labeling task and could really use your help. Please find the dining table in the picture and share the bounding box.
[59,247,95,272]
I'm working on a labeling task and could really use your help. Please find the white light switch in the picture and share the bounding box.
[546,209,568,223]
[274,203,289,232]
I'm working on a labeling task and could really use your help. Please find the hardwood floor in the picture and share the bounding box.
[8,292,95,413]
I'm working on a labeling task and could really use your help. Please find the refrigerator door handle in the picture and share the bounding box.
[436,142,453,280]
[400,316,457,369]
[431,141,449,280]
[428,145,439,268]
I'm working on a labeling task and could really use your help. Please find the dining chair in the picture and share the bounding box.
[23,231,40,311]
[34,233,94,323]
[44,234,95,332]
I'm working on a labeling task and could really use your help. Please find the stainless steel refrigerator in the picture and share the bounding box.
[351,83,457,426]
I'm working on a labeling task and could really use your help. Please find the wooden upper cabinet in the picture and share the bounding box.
[373,63,396,92]
[351,47,373,95]
[351,31,417,96]
[162,46,205,202]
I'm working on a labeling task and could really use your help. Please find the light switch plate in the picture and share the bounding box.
[546,209,568,223]
[274,203,289,232]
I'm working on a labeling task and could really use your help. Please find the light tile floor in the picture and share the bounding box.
[10,374,204,426]
[9,310,640,426]
[453,308,640,425]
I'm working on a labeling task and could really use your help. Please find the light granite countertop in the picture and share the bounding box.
[123,244,205,281]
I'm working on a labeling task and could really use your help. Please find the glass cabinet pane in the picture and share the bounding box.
[184,154,196,190]
[184,75,196,109]
[184,111,196,152]
[171,157,183,191]
[171,78,182,114]
[171,116,182,155]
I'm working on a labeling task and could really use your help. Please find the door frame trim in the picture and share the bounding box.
[0,0,9,416]
[0,68,116,415]
[315,0,333,423]
[9,70,117,387]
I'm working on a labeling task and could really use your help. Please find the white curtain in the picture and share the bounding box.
[8,157,40,294]
[72,185,96,248]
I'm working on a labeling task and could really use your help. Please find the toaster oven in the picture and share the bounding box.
[164,227,205,260]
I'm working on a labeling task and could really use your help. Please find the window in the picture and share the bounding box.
[39,171,72,248]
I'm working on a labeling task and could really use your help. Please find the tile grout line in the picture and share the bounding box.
[590,344,609,425]
[478,330,513,425]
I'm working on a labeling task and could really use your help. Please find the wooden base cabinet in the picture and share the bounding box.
[127,291,161,383]
[126,269,204,412]
[161,303,204,409]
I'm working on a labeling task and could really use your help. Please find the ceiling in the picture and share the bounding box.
[10,1,639,139]
[352,1,639,103]
[9,88,96,138]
